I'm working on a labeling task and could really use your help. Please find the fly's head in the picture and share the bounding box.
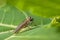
[29,17,33,21]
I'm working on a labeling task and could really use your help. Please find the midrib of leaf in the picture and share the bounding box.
[4,24,60,40]
[4,24,44,40]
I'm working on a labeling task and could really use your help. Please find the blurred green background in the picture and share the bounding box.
[0,0,60,40]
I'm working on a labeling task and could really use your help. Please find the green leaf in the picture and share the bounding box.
[0,0,59,40]
[8,0,60,17]
[0,31,13,40]
[0,4,52,40]
[0,4,26,40]
[6,25,60,40]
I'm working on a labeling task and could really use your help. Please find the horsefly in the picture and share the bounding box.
[14,17,33,33]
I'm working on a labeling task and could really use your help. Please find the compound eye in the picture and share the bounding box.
[28,17,33,21]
